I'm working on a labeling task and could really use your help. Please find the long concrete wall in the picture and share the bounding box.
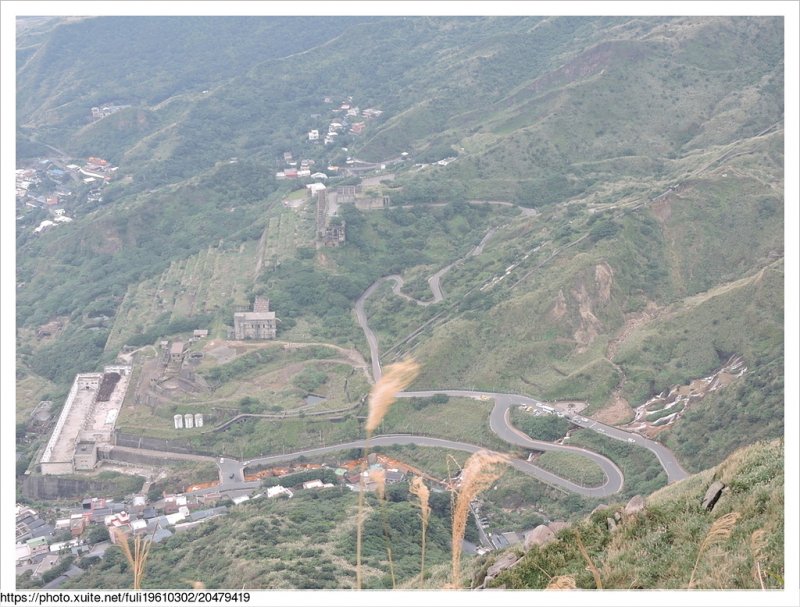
[40,379,80,467]
[114,432,214,456]
[39,461,74,475]
[106,447,215,467]
[22,472,145,501]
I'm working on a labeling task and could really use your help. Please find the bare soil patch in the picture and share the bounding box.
[593,391,634,425]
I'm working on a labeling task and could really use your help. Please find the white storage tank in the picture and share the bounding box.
[184,413,194,429]
[174,414,184,429]
[194,413,203,428]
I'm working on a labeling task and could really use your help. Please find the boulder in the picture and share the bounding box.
[524,524,556,551]
[701,481,726,511]
[613,512,622,522]
[591,503,609,515]
[624,495,646,517]
[607,517,617,532]
[481,552,521,587]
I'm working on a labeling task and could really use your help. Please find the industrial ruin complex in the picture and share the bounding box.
[39,365,132,475]
[233,296,277,340]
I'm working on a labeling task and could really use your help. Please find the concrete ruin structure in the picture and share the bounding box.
[316,190,346,247]
[233,296,277,340]
[335,185,361,202]
[323,221,347,246]
[169,342,185,363]
[355,195,391,210]
[39,365,131,475]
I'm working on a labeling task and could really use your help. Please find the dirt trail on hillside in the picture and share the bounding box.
[594,301,663,425]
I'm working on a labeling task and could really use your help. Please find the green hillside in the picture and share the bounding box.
[14,16,783,591]
[482,439,784,590]
[60,481,464,590]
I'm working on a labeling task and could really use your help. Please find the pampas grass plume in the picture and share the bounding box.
[366,359,420,435]
[450,450,507,588]
[546,575,577,590]
[409,476,431,583]
[688,511,741,588]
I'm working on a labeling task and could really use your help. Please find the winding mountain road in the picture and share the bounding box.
[172,202,690,500]
[400,390,687,484]
[349,214,688,493]
[210,433,623,498]
[354,226,498,381]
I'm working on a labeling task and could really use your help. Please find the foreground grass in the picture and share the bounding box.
[487,439,783,589]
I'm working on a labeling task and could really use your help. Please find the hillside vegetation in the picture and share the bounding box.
[15,16,783,591]
[62,484,463,590]
[483,439,783,589]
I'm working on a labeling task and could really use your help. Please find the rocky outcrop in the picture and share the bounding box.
[624,494,646,517]
[480,552,522,588]
[524,524,556,550]
[607,517,618,532]
[701,481,725,511]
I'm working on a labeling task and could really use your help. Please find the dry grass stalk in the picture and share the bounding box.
[409,476,431,583]
[365,358,420,435]
[119,530,155,589]
[356,461,367,590]
[574,531,603,590]
[749,528,768,590]
[546,575,577,590]
[450,450,508,588]
[688,511,741,588]
[369,468,386,501]
[369,468,396,588]
[358,358,418,588]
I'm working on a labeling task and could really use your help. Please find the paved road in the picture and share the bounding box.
[351,218,689,487]
[354,280,385,382]
[194,433,624,498]
[354,226,498,382]
[400,390,688,484]
[145,200,688,501]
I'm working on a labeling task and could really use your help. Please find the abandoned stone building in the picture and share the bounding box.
[316,190,347,247]
[73,441,98,471]
[169,342,185,363]
[233,296,277,339]
[323,221,347,247]
[335,184,361,202]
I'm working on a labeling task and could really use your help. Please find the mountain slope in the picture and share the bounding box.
[15,15,783,507]
[481,439,783,589]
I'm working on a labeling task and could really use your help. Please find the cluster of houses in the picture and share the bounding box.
[314,96,383,145]
[16,454,409,581]
[90,104,130,120]
[250,453,407,493]
[17,155,119,235]
[15,167,42,201]
[280,98,385,180]
[16,166,76,235]
[15,492,231,583]
[16,165,72,208]
[66,156,119,185]
[275,152,330,181]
